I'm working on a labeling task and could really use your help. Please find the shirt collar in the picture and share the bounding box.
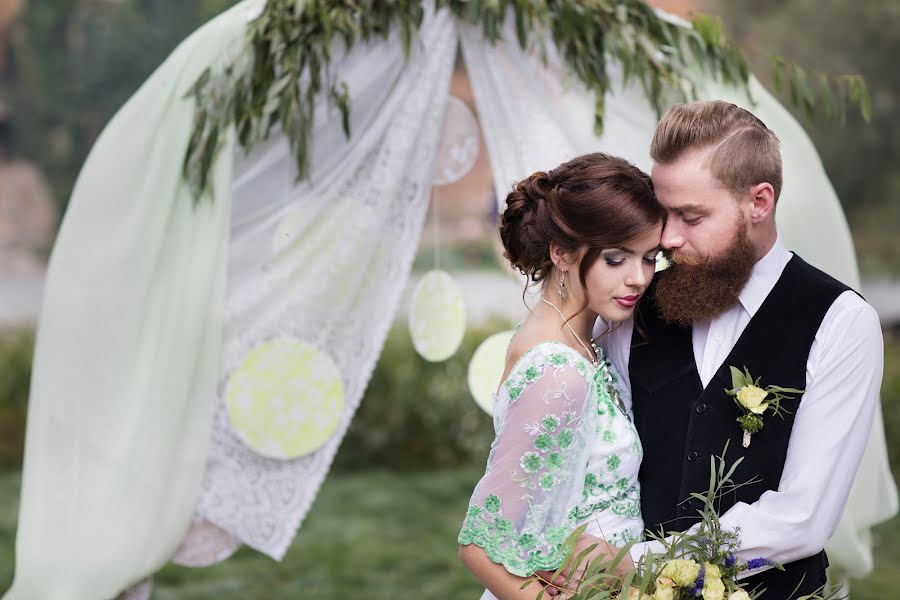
[738,233,792,318]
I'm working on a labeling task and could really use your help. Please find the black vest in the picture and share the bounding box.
[630,255,851,599]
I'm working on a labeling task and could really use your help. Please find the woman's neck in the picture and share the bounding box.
[536,294,597,354]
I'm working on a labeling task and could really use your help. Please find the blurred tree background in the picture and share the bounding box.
[1,0,239,215]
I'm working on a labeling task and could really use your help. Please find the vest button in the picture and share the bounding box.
[687,450,699,461]
[695,403,708,414]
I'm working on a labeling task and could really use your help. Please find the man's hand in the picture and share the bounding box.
[534,534,635,596]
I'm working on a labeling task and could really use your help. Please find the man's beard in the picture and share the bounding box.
[654,222,758,326]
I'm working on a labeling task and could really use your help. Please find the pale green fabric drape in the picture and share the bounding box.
[3,2,264,597]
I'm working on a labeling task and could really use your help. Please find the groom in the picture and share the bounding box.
[598,101,884,597]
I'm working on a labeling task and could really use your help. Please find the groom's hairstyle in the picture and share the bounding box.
[650,101,783,203]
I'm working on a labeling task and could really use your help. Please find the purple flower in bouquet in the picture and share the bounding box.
[747,557,775,570]
[687,564,706,597]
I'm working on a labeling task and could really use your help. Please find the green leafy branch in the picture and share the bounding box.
[183,1,871,201]
[769,55,872,123]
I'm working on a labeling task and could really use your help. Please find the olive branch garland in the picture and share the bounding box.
[183,0,872,201]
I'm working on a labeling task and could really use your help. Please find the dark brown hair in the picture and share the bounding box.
[651,100,782,202]
[499,152,664,314]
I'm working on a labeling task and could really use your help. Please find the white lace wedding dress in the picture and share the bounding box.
[458,342,643,599]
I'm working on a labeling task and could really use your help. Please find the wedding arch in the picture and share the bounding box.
[4,1,895,598]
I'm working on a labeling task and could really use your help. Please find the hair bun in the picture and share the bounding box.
[499,171,555,282]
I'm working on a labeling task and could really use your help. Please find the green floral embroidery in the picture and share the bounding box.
[546,526,568,545]
[550,353,568,366]
[539,473,556,491]
[556,428,574,449]
[458,497,575,577]
[541,415,560,432]
[524,365,540,381]
[607,454,621,470]
[508,386,522,400]
[602,429,617,443]
[547,452,563,470]
[584,472,598,487]
[534,433,554,452]
[521,452,543,473]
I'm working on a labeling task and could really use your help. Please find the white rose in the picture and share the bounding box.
[728,590,752,600]
[736,385,769,414]
[702,576,726,600]
[653,584,675,600]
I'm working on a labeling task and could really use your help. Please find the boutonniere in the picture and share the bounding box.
[725,366,804,448]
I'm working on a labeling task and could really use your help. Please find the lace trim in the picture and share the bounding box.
[458,495,575,577]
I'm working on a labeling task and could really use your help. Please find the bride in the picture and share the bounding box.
[458,152,664,600]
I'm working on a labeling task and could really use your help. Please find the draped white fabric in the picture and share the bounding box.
[460,18,897,578]
[5,2,895,597]
[191,5,458,560]
[2,2,265,597]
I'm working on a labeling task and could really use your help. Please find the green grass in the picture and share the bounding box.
[1,466,898,599]
[0,468,488,599]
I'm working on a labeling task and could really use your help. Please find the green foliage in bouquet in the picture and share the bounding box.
[183,0,871,199]
[522,445,843,600]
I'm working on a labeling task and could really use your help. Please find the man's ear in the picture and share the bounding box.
[747,182,776,223]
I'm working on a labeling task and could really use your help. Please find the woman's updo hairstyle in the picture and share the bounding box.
[499,152,663,299]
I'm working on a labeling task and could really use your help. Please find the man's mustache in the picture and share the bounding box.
[664,249,709,268]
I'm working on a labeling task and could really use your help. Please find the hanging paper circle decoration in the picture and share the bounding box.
[431,96,481,186]
[409,270,466,362]
[467,330,515,415]
[225,338,345,460]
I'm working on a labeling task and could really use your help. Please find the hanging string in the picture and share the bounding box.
[433,190,440,271]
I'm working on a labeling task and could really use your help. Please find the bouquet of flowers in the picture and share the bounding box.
[525,446,839,600]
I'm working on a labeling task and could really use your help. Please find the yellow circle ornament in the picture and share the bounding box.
[467,330,515,415]
[409,269,466,362]
[225,339,345,460]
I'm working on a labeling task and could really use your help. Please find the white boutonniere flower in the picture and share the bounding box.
[725,366,804,447]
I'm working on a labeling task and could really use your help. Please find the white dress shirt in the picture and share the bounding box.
[595,235,885,572]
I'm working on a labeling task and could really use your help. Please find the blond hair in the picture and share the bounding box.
[650,101,782,202]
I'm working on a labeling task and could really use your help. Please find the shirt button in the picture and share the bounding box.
[714,332,724,341]
[687,451,699,462]
[695,403,708,414]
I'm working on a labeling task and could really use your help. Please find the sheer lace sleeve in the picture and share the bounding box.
[458,345,598,577]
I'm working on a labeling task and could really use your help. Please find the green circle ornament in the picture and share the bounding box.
[409,270,467,362]
[467,330,515,415]
[225,339,345,460]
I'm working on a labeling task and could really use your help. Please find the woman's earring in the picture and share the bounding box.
[557,271,567,302]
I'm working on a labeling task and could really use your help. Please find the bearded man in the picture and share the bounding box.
[601,100,884,598]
